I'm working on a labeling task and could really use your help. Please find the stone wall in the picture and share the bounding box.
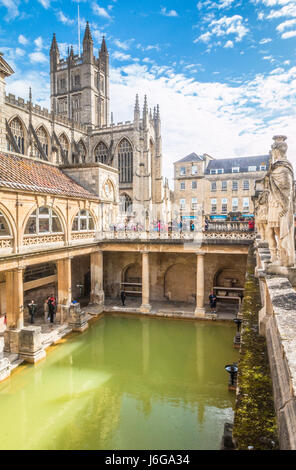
[256,242,296,449]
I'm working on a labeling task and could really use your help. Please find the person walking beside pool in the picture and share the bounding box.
[28,300,37,324]
[121,289,126,306]
[209,291,217,313]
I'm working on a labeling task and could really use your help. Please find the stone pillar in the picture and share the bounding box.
[57,258,72,323]
[195,252,206,317]
[5,268,24,329]
[68,303,88,332]
[90,251,104,308]
[4,268,24,353]
[140,251,151,313]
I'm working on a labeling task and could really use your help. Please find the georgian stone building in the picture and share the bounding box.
[174,153,270,223]
[0,23,170,224]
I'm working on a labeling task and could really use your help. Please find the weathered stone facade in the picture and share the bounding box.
[1,25,171,224]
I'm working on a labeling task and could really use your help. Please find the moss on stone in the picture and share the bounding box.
[232,247,278,450]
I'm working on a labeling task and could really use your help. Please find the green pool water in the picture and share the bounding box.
[0,316,238,450]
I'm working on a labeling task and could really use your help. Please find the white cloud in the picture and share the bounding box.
[57,11,75,26]
[113,51,132,61]
[0,0,19,20]
[282,29,296,37]
[259,37,272,44]
[29,52,48,64]
[18,34,28,46]
[38,0,50,9]
[34,37,44,50]
[91,2,112,19]
[195,15,249,46]
[108,62,296,181]
[276,18,296,31]
[160,7,178,17]
[224,40,234,48]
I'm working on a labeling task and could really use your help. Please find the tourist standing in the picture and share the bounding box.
[48,294,56,324]
[248,219,255,232]
[121,289,126,306]
[209,291,217,313]
[28,300,37,324]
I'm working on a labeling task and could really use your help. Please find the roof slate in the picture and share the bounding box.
[205,154,270,174]
[0,152,99,200]
[176,152,204,164]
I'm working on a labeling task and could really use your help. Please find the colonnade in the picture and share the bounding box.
[3,248,206,344]
[139,250,206,316]
[3,250,105,348]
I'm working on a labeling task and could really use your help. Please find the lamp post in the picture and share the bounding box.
[225,363,238,391]
[233,317,242,349]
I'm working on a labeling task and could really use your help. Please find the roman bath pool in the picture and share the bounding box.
[0,316,238,450]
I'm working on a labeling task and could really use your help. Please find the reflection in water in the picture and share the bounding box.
[0,316,238,450]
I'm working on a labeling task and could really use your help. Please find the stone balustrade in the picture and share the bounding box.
[255,239,296,449]
[207,221,250,232]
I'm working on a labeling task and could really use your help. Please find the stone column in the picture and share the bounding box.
[90,251,104,308]
[195,252,206,317]
[140,251,151,313]
[4,268,24,354]
[57,257,72,323]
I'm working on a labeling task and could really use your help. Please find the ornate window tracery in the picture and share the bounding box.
[7,117,25,154]
[94,142,108,164]
[33,126,49,158]
[118,139,133,184]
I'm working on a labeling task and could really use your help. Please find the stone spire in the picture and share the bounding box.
[50,33,60,70]
[143,95,148,129]
[100,35,108,55]
[134,94,140,128]
[50,33,59,53]
[83,21,94,63]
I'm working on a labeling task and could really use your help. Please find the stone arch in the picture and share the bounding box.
[7,115,27,155]
[77,139,87,164]
[120,193,132,213]
[102,177,116,202]
[164,263,196,303]
[94,140,108,164]
[213,267,244,289]
[33,125,50,158]
[21,204,67,241]
[122,263,142,284]
[58,132,70,161]
[70,208,98,232]
[0,203,16,250]
[117,137,133,184]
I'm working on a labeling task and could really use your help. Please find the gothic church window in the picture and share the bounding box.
[118,138,133,184]
[25,207,62,235]
[8,117,25,154]
[95,142,108,164]
[59,134,69,160]
[33,126,49,159]
[78,140,86,164]
[120,194,132,213]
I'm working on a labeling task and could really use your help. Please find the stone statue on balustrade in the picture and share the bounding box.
[265,135,295,267]
[254,176,269,242]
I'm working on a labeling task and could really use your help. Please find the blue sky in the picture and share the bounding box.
[1,0,296,180]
